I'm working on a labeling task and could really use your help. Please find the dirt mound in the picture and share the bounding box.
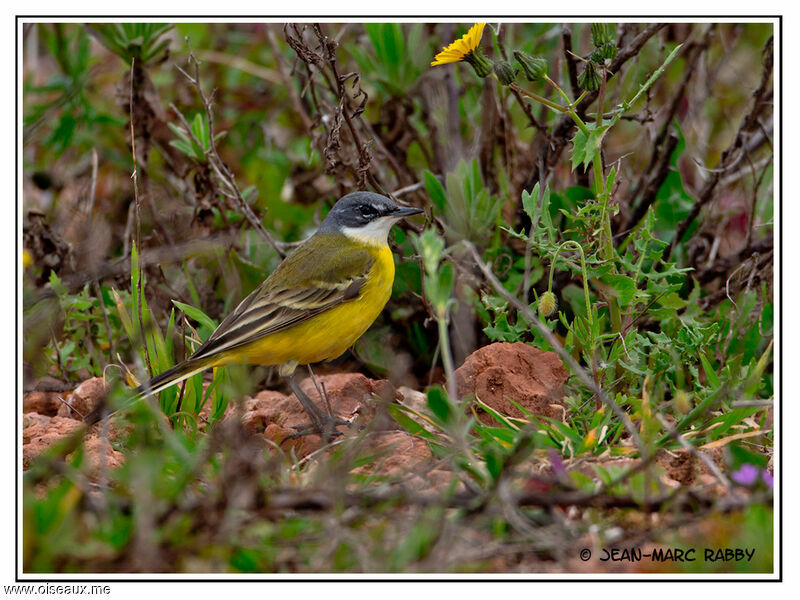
[455,342,568,424]
[21,342,569,474]
[23,413,83,469]
[23,390,63,416]
[246,373,399,457]
[57,377,110,419]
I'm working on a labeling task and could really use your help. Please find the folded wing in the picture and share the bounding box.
[189,235,373,360]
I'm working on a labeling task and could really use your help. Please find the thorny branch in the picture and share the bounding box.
[173,43,285,257]
[622,26,716,234]
[284,23,384,193]
[666,36,773,261]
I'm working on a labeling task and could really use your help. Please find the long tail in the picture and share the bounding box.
[84,358,211,425]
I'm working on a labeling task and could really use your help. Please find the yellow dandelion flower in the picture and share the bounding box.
[22,248,32,269]
[431,22,488,68]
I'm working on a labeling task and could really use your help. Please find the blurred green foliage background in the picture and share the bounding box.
[21,21,774,574]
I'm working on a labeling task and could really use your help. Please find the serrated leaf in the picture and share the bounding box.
[598,273,637,307]
[522,184,538,222]
[657,292,687,309]
[571,125,610,171]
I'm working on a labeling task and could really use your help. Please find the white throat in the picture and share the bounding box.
[340,217,397,247]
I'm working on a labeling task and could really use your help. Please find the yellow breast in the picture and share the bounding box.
[224,244,395,368]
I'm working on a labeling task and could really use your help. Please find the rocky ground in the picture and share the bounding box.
[23,341,766,574]
[23,342,567,474]
[23,341,730,496]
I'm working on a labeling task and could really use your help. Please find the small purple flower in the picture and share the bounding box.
[761,469,774,489]
[731,463,760,486]
[548,449,568,480]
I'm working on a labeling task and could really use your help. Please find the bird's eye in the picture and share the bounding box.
[359,205,377,218]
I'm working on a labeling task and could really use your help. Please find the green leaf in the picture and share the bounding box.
[172,300,218,334]
[605,165,616,192]
[539,185,555,243]
[433,262,455,311]
[570,124,610,171]
[423,171,447,211]
[599,273,637,307]
[192,113,209,150]
[48,271,68,295]
[521,184,538,222]
[130,242,143,342]
[386,404,438,440]
[657,292,687,309]
[659,384,726,445]
[169,139,195,157]
[427,387,452,423]
[743,340,773,396]
[167,122,191,144]
[700,352,720,388]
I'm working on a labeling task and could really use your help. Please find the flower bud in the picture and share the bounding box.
[464,49,493,78]
[671,390,692,415]
[514,51,548,82]
[591,42,618,64]
[600,42,618,60]
[538,291,558,317]
[591,23,614,48]
[578,62,601,91]
[492,60,516,85]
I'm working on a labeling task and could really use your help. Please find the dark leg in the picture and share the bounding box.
[307,365,334,417]
[287,373,350,444]
[288,373,325,430]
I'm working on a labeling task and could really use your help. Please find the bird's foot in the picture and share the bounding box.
[284,415,353,445]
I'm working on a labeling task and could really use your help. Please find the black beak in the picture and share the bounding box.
[391,206,425,218]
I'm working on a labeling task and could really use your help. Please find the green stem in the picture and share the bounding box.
[545,75,572,105]
[510,82,591,136]
[633,239,649,285]
[618,212,646,254]
[624,43,684,110]
[566,109,590,135]
[595,67,607,128]
[591,150,621,334]
[527,81,617,334]
[593,153,611,239]
[437,310,457,402]
[549,241,592,327]
[572,90,589,108]
[592,151,612,253]
[509,83,568,114]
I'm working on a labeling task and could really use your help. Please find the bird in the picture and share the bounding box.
[85,191,424,436]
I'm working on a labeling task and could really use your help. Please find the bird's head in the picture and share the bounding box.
[319,192,424,246]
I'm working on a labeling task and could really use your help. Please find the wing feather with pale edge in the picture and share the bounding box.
[189,234,374,360]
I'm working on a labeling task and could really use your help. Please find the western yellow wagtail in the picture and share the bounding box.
[86,192,423,436]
